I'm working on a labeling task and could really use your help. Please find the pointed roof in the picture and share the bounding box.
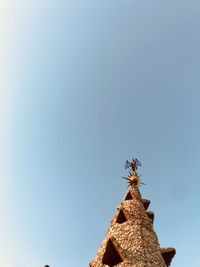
[90,182,176,267]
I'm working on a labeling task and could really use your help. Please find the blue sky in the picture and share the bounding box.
[0,1,200,266]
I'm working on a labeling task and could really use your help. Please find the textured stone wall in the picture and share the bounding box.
[90,184,175,267]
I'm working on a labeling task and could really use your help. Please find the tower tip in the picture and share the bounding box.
[123,158,145,187]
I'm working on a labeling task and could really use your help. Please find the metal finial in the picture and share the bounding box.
[122,158,145,187]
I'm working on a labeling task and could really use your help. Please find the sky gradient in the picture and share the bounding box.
[0,1,200,267]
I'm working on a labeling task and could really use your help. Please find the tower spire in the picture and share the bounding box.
[122,158,145,187]
[89,159,176,267]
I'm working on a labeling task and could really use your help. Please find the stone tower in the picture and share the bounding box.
[89,160,176,267]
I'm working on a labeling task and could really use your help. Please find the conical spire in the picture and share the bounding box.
[89,160,175,267]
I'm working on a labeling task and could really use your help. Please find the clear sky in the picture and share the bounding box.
[0,1,200,267]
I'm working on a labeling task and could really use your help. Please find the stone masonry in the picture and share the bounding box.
[89,182,175,267]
